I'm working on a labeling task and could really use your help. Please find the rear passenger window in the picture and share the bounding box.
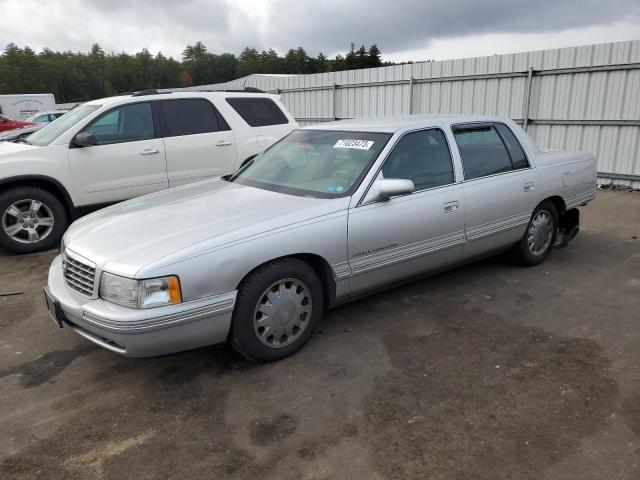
[453,125,513,180]
[161,99,222,137]
[382,129,454,190]
[494,123,529,169]
[226,97,289,127]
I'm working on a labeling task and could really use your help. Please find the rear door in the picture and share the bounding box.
[348,128,466,294]
[68,101,168,205]
[452,122,540,260]
[159,98,237,187]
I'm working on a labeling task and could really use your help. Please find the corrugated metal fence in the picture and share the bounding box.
[201,40,640,187]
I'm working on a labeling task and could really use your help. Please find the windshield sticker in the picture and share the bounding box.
[333,139,374,150]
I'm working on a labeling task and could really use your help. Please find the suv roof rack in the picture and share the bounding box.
[131,89,173,97]
[116,86,266,97]
[184,87,266,94]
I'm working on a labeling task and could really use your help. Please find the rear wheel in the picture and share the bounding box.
[510,200,558,266]
[229,258,323,362]
[0,186,68,254]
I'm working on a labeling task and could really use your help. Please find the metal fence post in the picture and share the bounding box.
[332,83,337,121]
[522,67,534,131]
[408,76,414,115]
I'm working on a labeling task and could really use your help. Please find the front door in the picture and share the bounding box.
[348,128,466,294]
[68,101,168,205]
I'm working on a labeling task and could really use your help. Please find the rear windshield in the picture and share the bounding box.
[226,97,289,127]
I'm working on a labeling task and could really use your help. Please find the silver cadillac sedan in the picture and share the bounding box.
[45,115,596,361]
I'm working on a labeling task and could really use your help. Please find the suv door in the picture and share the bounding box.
[452,122,540,260]
[68,101,167,205]
[159,98,237,187]
[348,128,466,294]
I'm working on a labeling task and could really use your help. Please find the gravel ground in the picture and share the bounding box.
[0,189,639,480]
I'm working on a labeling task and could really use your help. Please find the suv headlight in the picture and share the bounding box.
[99,272,182,309]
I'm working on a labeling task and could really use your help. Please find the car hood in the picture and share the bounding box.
[0,141,39,155]
[65,178,347,277]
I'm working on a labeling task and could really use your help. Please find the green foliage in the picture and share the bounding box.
[0,42,391,102]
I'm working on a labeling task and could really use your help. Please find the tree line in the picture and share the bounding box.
[0,42,392,103]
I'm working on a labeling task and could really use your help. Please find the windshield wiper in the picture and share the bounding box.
[14,137,32,145]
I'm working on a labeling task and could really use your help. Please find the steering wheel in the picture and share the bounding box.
[332,170,357,187]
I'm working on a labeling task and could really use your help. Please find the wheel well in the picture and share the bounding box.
[0,177,73,217]
[237,253,336,309]
[544,195,567,216]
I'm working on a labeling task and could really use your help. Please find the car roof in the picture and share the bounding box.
[84,91,280,107]
[301,114,511,133]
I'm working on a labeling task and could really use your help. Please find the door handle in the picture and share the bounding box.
[140,149,159,156]
[444,201,459,213]
[215,140,233,147]
[523,182,535,192]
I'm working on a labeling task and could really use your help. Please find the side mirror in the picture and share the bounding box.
[379,178,415,199]
[73,131,98,147]
[363,178,415,203]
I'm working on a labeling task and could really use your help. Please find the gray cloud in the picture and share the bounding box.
[1,0,639,59]
[265,0,640,55]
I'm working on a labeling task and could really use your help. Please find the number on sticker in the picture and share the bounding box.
[333,139,374,150]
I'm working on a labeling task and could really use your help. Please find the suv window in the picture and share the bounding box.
[382,129,454,190]
[453,125,513,180]
[226,97,289,127]
[86,102,155,145]
[160,98,225,137]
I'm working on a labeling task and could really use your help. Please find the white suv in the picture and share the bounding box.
[0,89,297,253]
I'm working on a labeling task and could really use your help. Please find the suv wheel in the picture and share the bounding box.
[0,186,68,254]
[229,258,324,362]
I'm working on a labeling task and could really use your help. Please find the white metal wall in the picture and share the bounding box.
[201,40,640,187]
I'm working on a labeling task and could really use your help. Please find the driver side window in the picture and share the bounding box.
[85,102,155,145]
[382,129,455,191]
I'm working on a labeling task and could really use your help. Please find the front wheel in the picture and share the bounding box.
[0,186,68,254]
[229,258,324,362]
[510,200,558,266]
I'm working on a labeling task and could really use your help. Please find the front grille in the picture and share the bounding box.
[63,252,96,297]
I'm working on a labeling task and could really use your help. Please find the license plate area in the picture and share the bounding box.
[43,287,64,328]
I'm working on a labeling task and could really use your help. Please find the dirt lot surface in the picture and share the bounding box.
[1,189,639,479]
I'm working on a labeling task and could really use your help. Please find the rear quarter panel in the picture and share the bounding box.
[213,96,297,165]
[534,150,597,209]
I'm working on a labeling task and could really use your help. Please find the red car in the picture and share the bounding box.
[0,114,35,132]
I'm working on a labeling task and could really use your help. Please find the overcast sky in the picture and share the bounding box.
[1,0,639,62]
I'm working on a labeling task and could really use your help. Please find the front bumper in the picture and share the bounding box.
[47,255,237,357]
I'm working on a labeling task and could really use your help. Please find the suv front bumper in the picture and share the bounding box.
[46,255,237,357]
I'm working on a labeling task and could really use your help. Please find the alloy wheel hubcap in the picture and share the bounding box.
[2,199,54,244]
[253,278,313,348]
[527,210,553,256]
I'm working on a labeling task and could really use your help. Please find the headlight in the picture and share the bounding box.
[99,272,182,309]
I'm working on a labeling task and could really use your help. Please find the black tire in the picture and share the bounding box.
[229,258,324,362]
[0,186,68,254]
[510,200,558,266]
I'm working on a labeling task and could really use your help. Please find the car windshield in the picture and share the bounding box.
[227,130,391,198]
[28,105,100,146]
